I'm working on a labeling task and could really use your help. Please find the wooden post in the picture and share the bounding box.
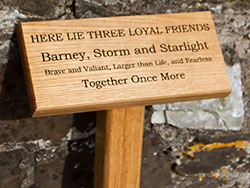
[95,106,145,188]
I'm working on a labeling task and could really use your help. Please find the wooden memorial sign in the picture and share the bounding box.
[18,11,231,117]
[18,11,231,188]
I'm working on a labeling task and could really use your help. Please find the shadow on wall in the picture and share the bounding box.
[62,112,96,188]
[0,25,30,120]
[0,25,96,187]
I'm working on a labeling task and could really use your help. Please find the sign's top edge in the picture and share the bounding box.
[19,11,212,26]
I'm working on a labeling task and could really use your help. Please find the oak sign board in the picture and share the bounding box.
[17,11,231,117]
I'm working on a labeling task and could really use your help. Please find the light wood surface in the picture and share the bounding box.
[17,11,231,117]
[95,106,144,188]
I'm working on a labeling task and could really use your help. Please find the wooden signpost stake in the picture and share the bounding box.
[95,106,144,188]
[17,11,231,188]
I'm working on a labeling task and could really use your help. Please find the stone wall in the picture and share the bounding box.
[0,0,249,188]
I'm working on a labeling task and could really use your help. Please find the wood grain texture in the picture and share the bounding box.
[17,11,232,117]
[95,106,144,188]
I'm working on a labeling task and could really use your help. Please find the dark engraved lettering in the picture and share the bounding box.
[164,23,210,34]
[160,72,186,80]
[82,77,128,89]
[31,33,63,43]
[160,41,208,53]
[93,48,130,58]
[131,75,158,83]
[41,51,86,62]
[128,27,163,36]
[83,65,110,72]
[134,44,156,55]
[185,56,212,63]
[113,63,135,70]
[87,29,126,39]
[67,32,85,40]
[44,69,66,75]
